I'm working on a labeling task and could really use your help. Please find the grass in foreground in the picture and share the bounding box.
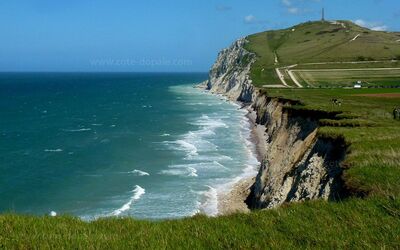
[1,197,399,249]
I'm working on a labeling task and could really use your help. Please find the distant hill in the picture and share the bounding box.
[244,20,400,87]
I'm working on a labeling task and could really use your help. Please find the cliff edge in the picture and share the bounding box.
[204,37,348,210]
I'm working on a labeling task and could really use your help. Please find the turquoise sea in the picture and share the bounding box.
[0,73,258,219]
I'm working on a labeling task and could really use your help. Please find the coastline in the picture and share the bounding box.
[216,106,267,216]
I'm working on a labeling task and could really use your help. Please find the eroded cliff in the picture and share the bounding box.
[203,38,256,103]
[205,38,348,209]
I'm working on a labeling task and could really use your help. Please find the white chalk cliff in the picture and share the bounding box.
[204,38,347,209]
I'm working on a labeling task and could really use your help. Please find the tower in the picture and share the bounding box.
[322,8,325,21]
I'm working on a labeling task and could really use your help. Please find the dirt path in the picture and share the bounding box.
[275,68,289,87]
[350,34,361,42]
[287,70,303,88]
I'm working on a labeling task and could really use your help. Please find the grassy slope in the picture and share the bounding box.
[1,198,399,249]
[246,21,400,86]
[2,89,400,249]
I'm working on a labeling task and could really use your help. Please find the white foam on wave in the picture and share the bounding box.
[166,85,260,218]
[129,169,150,176]
[192,154,233,162]
[189,114,228,129]
[62,128,92,132]
[165,139,198,157]
[198,186,219,216]
[44,149,63,152]
[159,161,227,178]
[198,106,260,217]
[159,165,198,177]
[110,185,145,216]
[160,133,170,137]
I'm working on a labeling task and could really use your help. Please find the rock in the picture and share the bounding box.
[202,38,256,103]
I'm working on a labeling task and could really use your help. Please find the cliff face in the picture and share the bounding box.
[246,94,346,208]
[205,38,347,209]
[203,38,256,103]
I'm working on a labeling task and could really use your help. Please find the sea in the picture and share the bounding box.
[0,73,259,220]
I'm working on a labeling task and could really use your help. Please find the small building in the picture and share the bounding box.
[354,83,362,89]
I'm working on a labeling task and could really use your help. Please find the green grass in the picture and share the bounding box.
[1,198,399,249]
[263,88,400,196]
[292,68,400,87]
[245,21,400,86]
[2,88,400,249]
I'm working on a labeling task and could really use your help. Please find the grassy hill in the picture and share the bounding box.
[245,20,400,87]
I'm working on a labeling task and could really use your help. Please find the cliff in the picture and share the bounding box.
[202,38,256,103]
[205,38,347,209]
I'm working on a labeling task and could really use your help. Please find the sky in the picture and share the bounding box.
[0,0,399,72]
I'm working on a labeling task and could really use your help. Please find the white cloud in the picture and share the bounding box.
[354,19,388,31]
[244,14,256,24]
[288,7,299,14]
[282,0,292,7]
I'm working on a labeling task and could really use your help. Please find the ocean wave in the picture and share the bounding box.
[91,123,103,126]
[160,133,170,137]
[164,139,198,156]
[129,169,150,176]
[44,149,63,152]
[198,185,219,216]
[110,185,145,216]
[159,165,198,177]
[189,114,228,129]
[190,154,233,162]
[62,128,92,132]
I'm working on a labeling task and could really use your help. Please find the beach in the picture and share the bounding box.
[217,107,267,215]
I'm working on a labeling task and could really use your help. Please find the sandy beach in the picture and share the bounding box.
[217,107,267,215]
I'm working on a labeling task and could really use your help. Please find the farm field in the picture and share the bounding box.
[292,68,400,87]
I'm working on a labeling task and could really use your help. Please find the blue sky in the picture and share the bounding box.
[0,0,399,72]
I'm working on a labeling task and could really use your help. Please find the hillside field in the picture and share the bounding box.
[245,21,400,87]
[292,68,400,87]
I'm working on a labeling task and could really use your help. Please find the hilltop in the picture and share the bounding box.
[244,20,400,87]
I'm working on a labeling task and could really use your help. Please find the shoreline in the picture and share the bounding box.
[216,105,267,216]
